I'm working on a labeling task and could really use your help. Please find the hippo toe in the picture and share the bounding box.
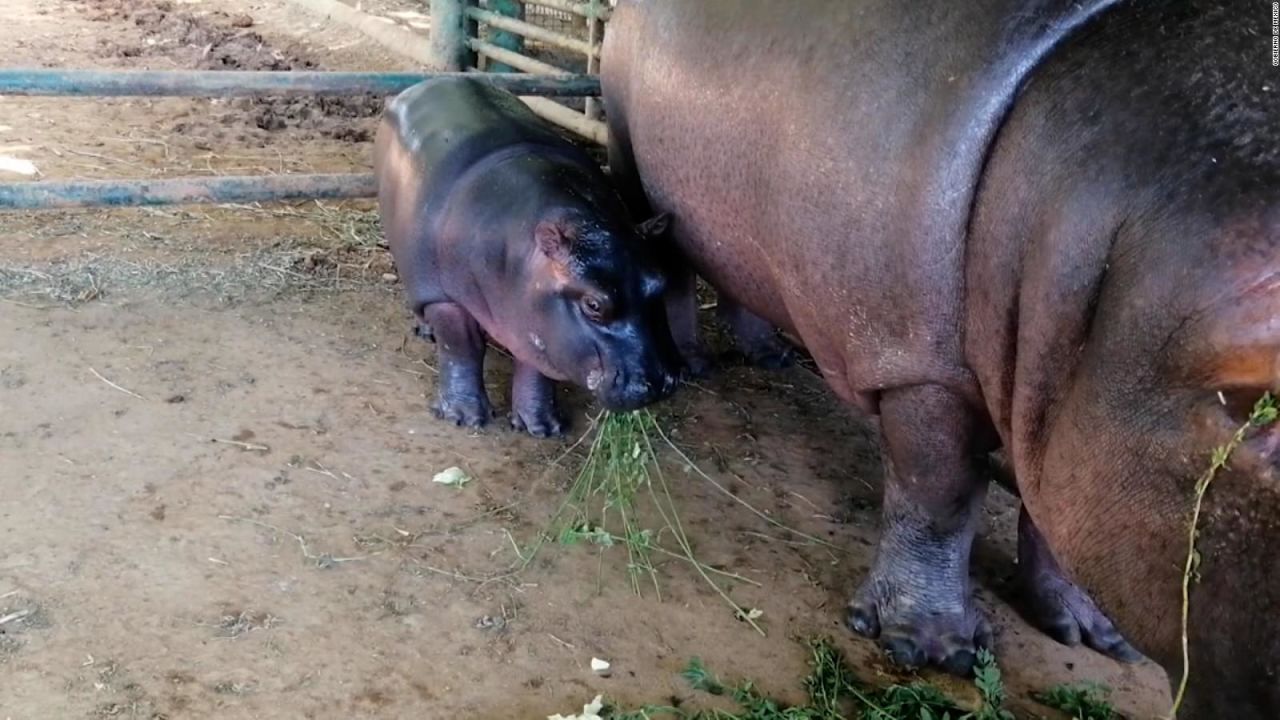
[848,565,993,675]
[741,340,794,370]
[510,405,566,438]
[432,392,493,429]
[677,345,713,380]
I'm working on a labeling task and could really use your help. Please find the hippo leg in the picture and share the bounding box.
[1015,507,1142,662]
[664,266,712,379]
[716,298,793,369]
[510,361,566,438]
[847,384,991,675]
[422,302,493,428]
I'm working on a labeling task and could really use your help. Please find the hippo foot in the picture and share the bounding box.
[510,362,565,438]
[719,301,793,370]
[1016,508,1141,662]
[510,405,566,438]
[413,321,435,343]
[742,340,794,370]
[432,394,493,429]
[847,573,992,676]
[1018,567,1142,662]
[678,346,713,380]
[847,511,991,676]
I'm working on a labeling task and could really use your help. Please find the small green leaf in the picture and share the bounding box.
[1210,445,1231,469]
[680,657,725,696]
[1251,398,1278,426]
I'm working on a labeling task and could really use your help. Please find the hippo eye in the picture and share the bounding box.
[580,295,608,323]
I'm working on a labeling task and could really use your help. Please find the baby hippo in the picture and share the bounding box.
[375,77,682,437]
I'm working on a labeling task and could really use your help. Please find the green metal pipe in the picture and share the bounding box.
[0,174,377,210]
[0,69,600,97]
[468,39,571,76]
[486,0,525,73]
[465,6,598,57]
[429,0,470,71]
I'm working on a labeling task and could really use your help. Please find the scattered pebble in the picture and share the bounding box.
[474,615,506,631]
[231,14,254,28]
[590,657,611,677]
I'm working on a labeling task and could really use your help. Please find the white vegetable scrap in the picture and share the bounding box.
[431,466,471,487]
[0,155,38,176]
[547,694,605,720]
[590,657,611,676]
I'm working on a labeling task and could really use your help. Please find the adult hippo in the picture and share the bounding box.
[603,0,1278,716]
[376,77,681,436]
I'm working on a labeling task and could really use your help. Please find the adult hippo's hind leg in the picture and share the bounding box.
[848,384,991,675]
[717,298,793,369]
[422,302,493,428]
[663,264,713,379]
[1016,507,1142,662]
[510,360,566,438]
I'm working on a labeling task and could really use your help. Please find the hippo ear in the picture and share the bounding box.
[636,212,672,239]
[534,219,573,264]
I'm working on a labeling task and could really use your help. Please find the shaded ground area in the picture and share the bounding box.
[0,0,1169,718]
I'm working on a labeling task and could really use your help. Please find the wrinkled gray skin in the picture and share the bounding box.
[603,1,1280,716]
[375,78,683,436]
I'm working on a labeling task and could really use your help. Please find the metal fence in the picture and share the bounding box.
[430,0,610,144]
[0,70,598,209]
[0,0,610,210]
[0,1,609,210]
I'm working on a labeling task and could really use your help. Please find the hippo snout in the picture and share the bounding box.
[596,367,679,411]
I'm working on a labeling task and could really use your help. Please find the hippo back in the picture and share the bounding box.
[384,77,593,212]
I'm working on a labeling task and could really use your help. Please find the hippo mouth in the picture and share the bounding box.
[586,342,606,392]
[585,343,679,411]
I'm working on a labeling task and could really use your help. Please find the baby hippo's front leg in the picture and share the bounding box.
[422,302,493,428]
[510,361,566,438]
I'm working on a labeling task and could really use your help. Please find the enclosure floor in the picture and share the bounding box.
[0,0,1168,718]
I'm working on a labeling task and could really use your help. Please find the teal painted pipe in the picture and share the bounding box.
[0,69,600,97]
[429,0,470,71]
[0,174,378,210]
[486,0,525,73]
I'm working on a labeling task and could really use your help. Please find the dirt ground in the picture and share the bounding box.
[0,1,1170,718]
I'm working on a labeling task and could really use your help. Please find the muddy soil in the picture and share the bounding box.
[81,0,384,143]
[0,0,1169,718]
